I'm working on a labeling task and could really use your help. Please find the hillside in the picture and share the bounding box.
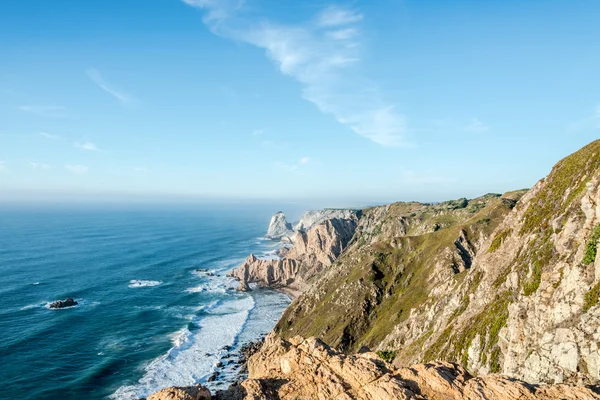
[273,139,600,384]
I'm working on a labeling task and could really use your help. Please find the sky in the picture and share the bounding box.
[0,0,599,207]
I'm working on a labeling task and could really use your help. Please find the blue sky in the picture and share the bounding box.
[0,0,599,206]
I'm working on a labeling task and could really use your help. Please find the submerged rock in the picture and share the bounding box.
[48,298,78,309]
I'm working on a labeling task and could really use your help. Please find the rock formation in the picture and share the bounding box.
[147,385,211,400]
[230,217,358,297]
[294,209,360,232]
[265,212,294,241]
[48,298,78,309]
[151,335,600,400]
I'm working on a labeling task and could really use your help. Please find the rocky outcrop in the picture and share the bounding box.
[152,335,600,400]
[146,385,211,400]
[265,212,294,241]
[294,209,359,232]
[48,298,78,309]
[275,139,600,385]
[230,217,358,297]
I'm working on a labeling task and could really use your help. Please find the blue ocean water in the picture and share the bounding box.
[0,205,292,400]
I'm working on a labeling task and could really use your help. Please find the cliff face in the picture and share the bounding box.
[150,335,600,400]
[230,217,358,297]
[275,140,600,385]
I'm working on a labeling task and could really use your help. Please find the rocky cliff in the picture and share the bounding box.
[150,335,600,400]
[230,217,358,297]
[265,212,294,241]
[274,139,600,385]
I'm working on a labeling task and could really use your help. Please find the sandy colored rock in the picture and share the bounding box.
[146,385,211,400]
[230,217,357,297]
[212,334,600,399]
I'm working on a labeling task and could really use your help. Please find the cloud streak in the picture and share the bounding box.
[18,105,67,118]
[31,162,51,170]
[86,68,134,105]
[75,141,101,151]
[65,164,88,175]
[38,132,61,140]
[182,1,406,146]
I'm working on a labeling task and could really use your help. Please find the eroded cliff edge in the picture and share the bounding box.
[149,334,600,400]
[230,211,359,297]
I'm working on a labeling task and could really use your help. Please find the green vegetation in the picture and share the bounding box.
[277,194,518,353]
[523,261,542,296]
[584,281,600,313]
[583,224,600,265]
[376,350,397,363]
[520,140,600,236]
[488,228,512,253]
[425,291,511,370]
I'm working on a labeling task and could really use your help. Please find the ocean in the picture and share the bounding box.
[0,204,293,400]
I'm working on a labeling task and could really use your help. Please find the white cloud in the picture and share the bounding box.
[86,68,134,105]
[0,161,6,173]
[275,156,312,174]
[316,6,363,27]
[18,105,67,118]
[182,1,407,147]
[133,167,148,172]
[65,164,88,175]
[38,132,61,140]
[252,129,264,136]
[75,141,100,151]
[464,117,489,133]
[30,162,51,170]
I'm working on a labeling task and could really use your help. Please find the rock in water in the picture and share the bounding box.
[48,298,78,309]
[146,385,211,400]
[265,211,294,241]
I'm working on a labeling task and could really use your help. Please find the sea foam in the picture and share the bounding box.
[128,280,163,288]
[111,295,255,400]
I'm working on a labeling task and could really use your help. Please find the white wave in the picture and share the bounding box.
[20,303,42,311]
[111,295,256,400]
[32,282,40,286]
[44,303,79,310]
[128,280,162,288]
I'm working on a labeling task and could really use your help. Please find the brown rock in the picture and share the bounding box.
[146,385,211,400]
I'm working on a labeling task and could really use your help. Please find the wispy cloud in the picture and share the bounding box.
[275,156,311,174]
[464,117,489,133]
[18,105,67,118]
[30,162,51,170]
[316,5,364,27]
[133,167,149,172]
[86,68,134,105]
[38,132,61,140]
[75,141,100,151]
[182,1,407,146]
[0,161,6,173]
[252,129,264,136]
[65,164,88,175]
